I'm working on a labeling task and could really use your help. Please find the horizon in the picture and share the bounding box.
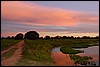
[1,31,99,38]
[1,1,99,37]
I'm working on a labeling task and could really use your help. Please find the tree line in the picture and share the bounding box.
[1,31,99,40]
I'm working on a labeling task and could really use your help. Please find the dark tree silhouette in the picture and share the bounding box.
[24,31,39,40]
[62,36,67,39]
[15,33,23,40]
[1,37,5,39]
[6,36,11,39]
[81,36,90,39]
[11,36,15,39]
[44,36,50,40]
[70,36,74,39]
[54,36,61,39]
[39,37,43,39]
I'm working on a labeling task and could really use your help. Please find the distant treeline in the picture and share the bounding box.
[1,31,99,40]
[1,35,99,39]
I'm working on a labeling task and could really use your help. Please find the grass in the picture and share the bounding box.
[21,39,98,66]
[60,47,84,54]
[1,39,98,66]
[16,57,54,66]
[58,39,98,66]
[1,39,20,51]
[69,54,94,66]
[22,39,54,62]
[60,39,99,54]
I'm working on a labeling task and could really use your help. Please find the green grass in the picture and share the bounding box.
[21,39,98,66]
[59,39,99,54]
[1,39,20,51]
[16,57,54,66]
[69,54,93,66]
[22,39,98,60]
[60,47,84,54]
[22,39,54,62]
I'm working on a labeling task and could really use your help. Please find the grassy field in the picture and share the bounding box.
[60,39,99,54]
[21,39,98,66]
[16,57,54,66]
[1,39,20,51]
[23,39,53,62]
[1,39,99,66]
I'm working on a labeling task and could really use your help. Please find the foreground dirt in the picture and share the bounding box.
[1,40,25,66]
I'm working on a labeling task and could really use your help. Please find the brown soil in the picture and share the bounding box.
[1,40,25,66]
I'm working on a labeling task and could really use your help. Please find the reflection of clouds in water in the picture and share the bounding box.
[75,46,99,66]
[51,47,61,52]
[51,46,99,66]
[74,46,99,55]
[51,52,74,66]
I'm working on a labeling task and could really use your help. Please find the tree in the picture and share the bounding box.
[44,36,50,40]
[1,37,5,39]
[11,36,15,39]
[62,36,67,39]
[24,31,39,40]
[15,33,23,40]
[6,36,11,39]
[54,36,61,39]
[39,37,43,39]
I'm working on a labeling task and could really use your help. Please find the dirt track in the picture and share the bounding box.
[1,40,24,66]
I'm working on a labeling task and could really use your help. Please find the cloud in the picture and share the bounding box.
[1,20,99,33]
[1,1,99,26]
[1,1,99,37]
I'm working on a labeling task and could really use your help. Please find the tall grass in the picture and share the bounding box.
[1,39,20,51]
[22,39,98,63]
[23,39,53,62]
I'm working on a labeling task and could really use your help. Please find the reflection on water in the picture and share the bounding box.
[51,47,74,66]
[74,46,99,66]
[51,52,74,66]
[51,46,99,66]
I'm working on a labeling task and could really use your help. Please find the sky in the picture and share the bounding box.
[1,1,99,37]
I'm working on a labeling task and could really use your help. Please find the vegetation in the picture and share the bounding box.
[59,39,99,66]
[1,30,99,66]
[44,36,50,40]
[22,40,54,62]
[16,57,54,66]
[21,39,98,65]
[24,31,39,40]
[15,33,23,40]
[1,39,20,51]
[59,39,99,54]
[60,47,84,54]
[69,54,95,66]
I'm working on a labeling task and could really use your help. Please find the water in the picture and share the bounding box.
[51,46,99,66]
[51,47,74,66]
[74,46,99,66]
[51,47,61,52]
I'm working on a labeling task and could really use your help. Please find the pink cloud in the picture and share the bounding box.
[1,1,99,26]
[1,31,26,37]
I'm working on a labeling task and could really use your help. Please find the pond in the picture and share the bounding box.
[51,46,99,66]
[51,47,74,66]
[74,46,99,66]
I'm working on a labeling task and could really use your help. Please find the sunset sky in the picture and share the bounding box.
[1,1,99,37]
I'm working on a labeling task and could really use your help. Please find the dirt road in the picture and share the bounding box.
[1,40,25,66]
